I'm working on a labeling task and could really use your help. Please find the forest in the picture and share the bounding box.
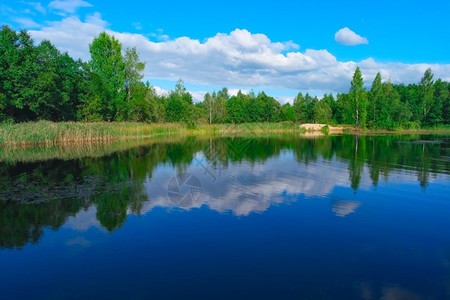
[1,25,449,129]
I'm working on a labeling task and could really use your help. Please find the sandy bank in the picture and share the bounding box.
[300,123,344,133]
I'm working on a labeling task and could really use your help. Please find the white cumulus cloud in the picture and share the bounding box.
[335,27,368,46]
[28,2,47,14]
[13,17,40,28]
[28,15,450,95]
[152,86,169,97]
[30,14,104,60]
[48,0,92,14]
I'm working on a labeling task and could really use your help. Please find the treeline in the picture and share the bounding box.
[1,25,449,129]
[200,68,450,129]
[332,67,450,129]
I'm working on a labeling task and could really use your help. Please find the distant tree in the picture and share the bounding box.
[31,40,83,121]
[443,81,450,124]
[226,90,246,123]
[203,92,213,124]
[395,83,421,127]
[257,92,281,122]
[314,99,332,124]
[149,87,166,122]
[304,93,318,123]
[428,79,447,126]
[381,81,403,129]
[123,47,146,120]
[293,92,307,123]
[165,79,197,126]
[368,73,382,128]
[214,87,228,123]
[419,68,435,126]
[0,25,37,122]
[334,93,347,124]
[86,32,125,121]
[165,93,184,123]
[203,89,228,124]
[281,103,296,122]
[127,82,153,122]
[349,67,368,128]
[124,47,145,96]
[322,93,337,124]
[245,93,263,122]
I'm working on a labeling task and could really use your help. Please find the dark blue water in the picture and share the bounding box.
[0,135,449,299]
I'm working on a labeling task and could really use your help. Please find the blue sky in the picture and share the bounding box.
[2,0,449,102]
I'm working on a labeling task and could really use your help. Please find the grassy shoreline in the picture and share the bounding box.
[0,121,449,147]
[0,121,305,147]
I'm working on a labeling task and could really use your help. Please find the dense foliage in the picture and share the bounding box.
[1,25,449,129]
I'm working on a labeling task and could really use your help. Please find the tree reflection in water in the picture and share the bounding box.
[0,134,448,248]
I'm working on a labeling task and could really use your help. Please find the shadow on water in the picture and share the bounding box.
[0,134,449,249]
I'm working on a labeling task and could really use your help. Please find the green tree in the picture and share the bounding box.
[165,80,197,126]
[127,82,152,121]
[349,67,368,128]
[395,83,421,128]
[257,92,281,122]
[335,93,349,124]
[368,73,382,128]
[314,99,332,124]
[281,103,296,122]
[245,92,264,122]
[123,47,146,120]
[124,47,145,96]
[381,81,403,129]
[305,93,318,123]
[203,88,228,124]
[226,90,246,123]
[0,25,37,122]
[203,92,213,124]
[427,78,446,126]
[214,88,228,123]
[443,81,450,124]
[419,68,435,126]
[31,40,83,121]
[293,92,307,123]
[87,32,125,121]
[322,93,337,124]
[165,93,184,122]
[147,83,166,122]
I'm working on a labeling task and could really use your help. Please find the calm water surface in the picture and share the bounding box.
[1,134,449,299]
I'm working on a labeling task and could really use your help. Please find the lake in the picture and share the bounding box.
[1,134,449,299]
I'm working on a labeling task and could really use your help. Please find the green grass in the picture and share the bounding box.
[0,121,186,146]
[0,121,305,147]
[1,121,448,147]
